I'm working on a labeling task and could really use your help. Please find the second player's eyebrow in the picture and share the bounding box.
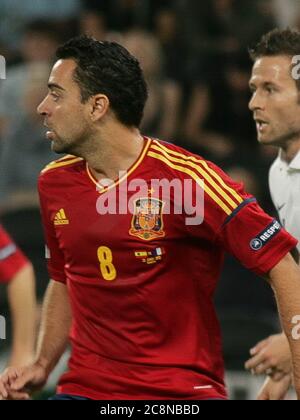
[48,82,66,92]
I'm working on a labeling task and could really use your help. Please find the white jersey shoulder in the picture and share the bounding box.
[269,153,300,252]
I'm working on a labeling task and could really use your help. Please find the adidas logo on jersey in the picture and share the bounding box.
[54,209,69,226]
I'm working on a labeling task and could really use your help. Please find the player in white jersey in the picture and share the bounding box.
[246,28,300,399]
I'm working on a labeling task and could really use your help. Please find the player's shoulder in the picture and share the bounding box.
[148,137,246,209]
[38,155,85,193]
[148,138,205,160]
[147,138,224,177]
[39,155,84,178]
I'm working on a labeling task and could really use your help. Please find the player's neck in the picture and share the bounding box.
[281,138,300,164]
[83,123,144,181]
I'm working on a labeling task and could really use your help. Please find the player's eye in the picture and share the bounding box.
[50,92,60,102]
[265,86,275,94]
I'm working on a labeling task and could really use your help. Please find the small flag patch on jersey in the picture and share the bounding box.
[54,209,69,226]
[134,247,165,265]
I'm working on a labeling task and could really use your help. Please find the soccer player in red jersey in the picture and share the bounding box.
[0,225,36,367]
[1,36,300,400]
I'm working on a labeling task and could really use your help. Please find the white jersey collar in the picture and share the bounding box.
[278,149,300,171]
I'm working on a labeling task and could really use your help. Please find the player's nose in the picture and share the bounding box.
[37,96,49,116]
[249,91,264,111]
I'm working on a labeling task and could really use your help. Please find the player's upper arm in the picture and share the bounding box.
[186,160,297,276]
[38,174,67,284]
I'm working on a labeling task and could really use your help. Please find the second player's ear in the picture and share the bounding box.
[90,94,110,121]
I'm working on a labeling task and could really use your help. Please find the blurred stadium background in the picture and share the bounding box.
[0,0,299,400]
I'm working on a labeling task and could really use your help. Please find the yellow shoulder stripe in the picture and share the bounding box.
[41,157,83,174]
[55,154,77,162]
[149,144,240,210]
[152,140,243,204]
[148,151,232,215]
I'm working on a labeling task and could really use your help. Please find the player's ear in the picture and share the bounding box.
[90,94,110,121]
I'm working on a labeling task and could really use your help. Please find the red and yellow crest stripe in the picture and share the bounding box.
[147,140,243,216]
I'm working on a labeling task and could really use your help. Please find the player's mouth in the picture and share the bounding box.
[255,119,269,133]
[46,130,56,140]
[44,123,57,140]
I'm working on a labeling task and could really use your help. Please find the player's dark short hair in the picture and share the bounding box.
[249,28,300,60]
[249,28,300,89]
[56,35,148,127]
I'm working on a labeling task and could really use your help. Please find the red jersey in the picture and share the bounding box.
[38,138,297,400]
[0,225,29,283]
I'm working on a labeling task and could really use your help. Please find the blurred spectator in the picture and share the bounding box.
[271,0,300,28]
[180,81,210,149]
[153,8,187,85]
[79,10,123,44]
[123,29,182,140]
[81,0,150,31]
[179,0,274,57]
[182,52,255,161]
[202,0,242,54]
[0,20,61,138]
[79,10,108,40]
[81,0,175,31]
[0,0,81,49]
[223,54,256,141]
[0,62,56,212]
[0,63,56,298]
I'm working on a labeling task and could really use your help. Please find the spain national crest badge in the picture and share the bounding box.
[129,197,165,241]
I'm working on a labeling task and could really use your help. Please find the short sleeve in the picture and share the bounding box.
[0,226,29,283]
[187,160,297,276]
[218,201,297,276]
